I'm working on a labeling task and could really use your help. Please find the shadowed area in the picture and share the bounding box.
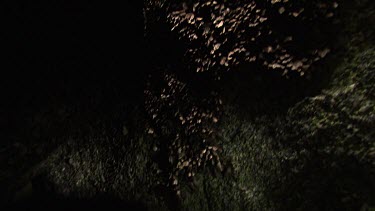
[2,1,375,210]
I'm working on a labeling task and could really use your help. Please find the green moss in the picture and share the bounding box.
[278,47,375,209]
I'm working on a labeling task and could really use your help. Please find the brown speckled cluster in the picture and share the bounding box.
[146,0,337,76]
[144,72,223,193]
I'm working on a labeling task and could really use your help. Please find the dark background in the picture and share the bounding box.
[2,1,147,209]
[4,1,145,97]
[3,1,146,145]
